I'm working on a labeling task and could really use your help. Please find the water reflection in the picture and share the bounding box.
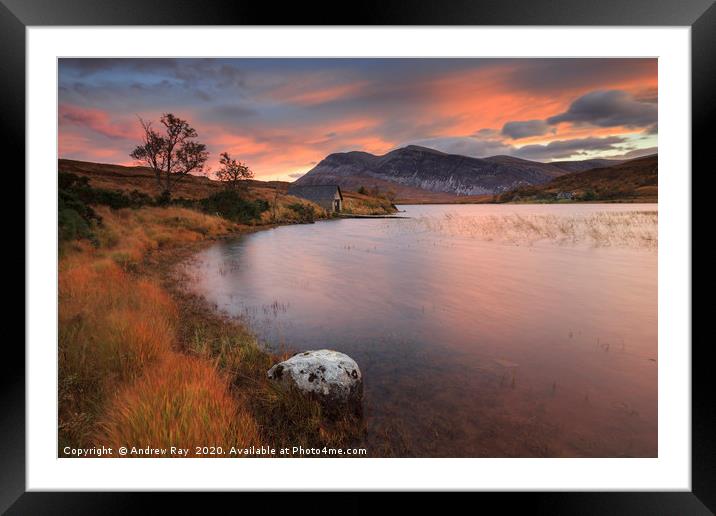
[185,204,657,457]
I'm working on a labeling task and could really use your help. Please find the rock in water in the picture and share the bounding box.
[267,350,363,415]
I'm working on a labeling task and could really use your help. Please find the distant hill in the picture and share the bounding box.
[550,158,626,173]
[59,152,657,208]
[496,154,658,203]
[295,145,571,197]
[58,159,288,199]
[57,159,396,214]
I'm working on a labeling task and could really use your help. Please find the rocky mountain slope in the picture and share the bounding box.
[295,145,573,196]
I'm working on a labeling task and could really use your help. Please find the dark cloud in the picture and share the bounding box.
[547,90,657,129]
[195,90,212,102]
[513,136,626,160]
[57,58,658,178]
[60,58,183,77]
[211,104,257,119]
[472,128,500,138]
[501,119,553,139]
[505,59,656,93]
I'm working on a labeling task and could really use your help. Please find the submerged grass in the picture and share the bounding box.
[164,272,365,451]
[59,205,362,457]
[397,210,658,250]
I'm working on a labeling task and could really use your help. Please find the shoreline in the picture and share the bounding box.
[139,219,367,454]
[394,199,658,205]
[59,201,656,457]
[59,207,365,457]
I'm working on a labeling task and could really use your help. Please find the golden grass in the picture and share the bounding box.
[60,158,395,218]
[258,195,329,224]
[59,206,237,450]
[60,204,362,456]
[171,288,364,451]
[97,354,260,455]
[341,197,395,215]
[59,254,177,447]
[89,206,236,266]
[399,210,658,250]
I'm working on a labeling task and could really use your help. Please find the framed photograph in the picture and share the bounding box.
[8,0,713,511]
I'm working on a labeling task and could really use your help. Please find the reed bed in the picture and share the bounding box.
[394,210,657,250]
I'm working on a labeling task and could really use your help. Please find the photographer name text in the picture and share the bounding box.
[62,445,367,457]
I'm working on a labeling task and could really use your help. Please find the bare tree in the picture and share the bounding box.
[130,113,209,199]
[215,152,254,190]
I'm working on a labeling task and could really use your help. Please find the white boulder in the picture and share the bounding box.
[267,350,363,413]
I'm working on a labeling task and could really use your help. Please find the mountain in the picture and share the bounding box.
[497,154,658,203]
[295,145,570,196]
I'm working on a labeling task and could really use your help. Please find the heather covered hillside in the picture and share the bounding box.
[496,154,657,203]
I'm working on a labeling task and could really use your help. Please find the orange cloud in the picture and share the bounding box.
[262,76,370,106]
[58,59,657,179]
[59,104,140,140]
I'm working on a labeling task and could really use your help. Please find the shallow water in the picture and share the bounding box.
[184,204,658,457]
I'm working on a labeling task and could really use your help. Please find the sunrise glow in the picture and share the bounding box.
[58,58,657,181]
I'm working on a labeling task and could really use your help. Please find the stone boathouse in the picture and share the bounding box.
[287,185,343,213]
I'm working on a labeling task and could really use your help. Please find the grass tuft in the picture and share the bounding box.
[60,204,363,456]
[97,354,260,455]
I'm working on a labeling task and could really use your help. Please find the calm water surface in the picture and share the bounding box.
[185,204,657,457]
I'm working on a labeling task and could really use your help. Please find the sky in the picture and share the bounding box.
[58,58,657,181]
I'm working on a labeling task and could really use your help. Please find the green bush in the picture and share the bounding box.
[58,172,157,244]
[155,190,172,206]
[58,205,94,243]
[199,190,268,223]
[59,173,155,209]
[496,186,536,203]
[287,202,317,223]
[58,177,102,244]
[580,189,597,201]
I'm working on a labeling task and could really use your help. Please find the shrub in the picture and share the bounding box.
[287,202,317,223]
[59,177,102,244]
[60,172,155,210]
[85,187,153,209]
[58,173,160,245]
[199,190,268,224]
[580,189,597,201]
[155,190,172,206]
[58,207,93,242]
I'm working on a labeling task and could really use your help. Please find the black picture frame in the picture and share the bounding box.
[5,0,712,512]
